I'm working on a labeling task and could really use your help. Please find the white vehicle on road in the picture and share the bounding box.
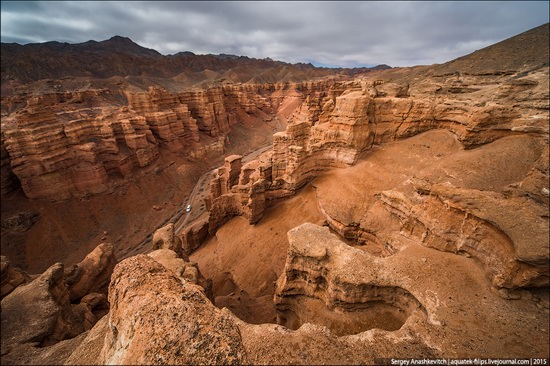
[185,204,192,212]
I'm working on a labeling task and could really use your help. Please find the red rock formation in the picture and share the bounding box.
[98,255,244,365]
[0,256,31,299]
[0,79,339,201]
[63,242,117,302]
[203,54,549,290]
[179,218,209,256]
[1,90,159,200]
[274,223,426,335]
[151,223,184,257]
[147,248,212,299]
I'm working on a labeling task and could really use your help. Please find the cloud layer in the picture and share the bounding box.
[1,1,548,67]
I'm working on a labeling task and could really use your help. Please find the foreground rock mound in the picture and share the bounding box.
[98,254,244,365]
[72,221,548,364]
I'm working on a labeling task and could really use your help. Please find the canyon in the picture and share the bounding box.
[1,24,549,364]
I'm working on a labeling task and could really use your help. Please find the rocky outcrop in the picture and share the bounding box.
[379,178,548,288]
[147,248,212,299]
[0,242,114,364]
[0,256,31,299]
[151,223,183,256]
[1,263,96,354]
[65,316,110,366]
[98,254,244,365]
[307,128,549,290]
[207,155,248,231]
[0,79,338,201]
[63,242,117,302]
[179,217,209,256]
[274,223,426,336]
[204,86,376,231]
[270,89,375,188]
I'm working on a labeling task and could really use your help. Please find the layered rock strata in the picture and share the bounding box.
[204,66,549,290]
[0,80,337,201]
[274,223,426,336]
[1,90,159,200]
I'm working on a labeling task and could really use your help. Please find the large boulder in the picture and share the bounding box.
[1,263,89,353]
[98,254,245,365]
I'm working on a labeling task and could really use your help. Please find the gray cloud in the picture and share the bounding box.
[1,1,548,67]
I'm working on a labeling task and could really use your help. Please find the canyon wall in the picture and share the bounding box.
[0,79,337,201]
[204,66,549,290]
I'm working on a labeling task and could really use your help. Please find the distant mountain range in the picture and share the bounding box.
[3,22,547,87]
[0,35,391,84]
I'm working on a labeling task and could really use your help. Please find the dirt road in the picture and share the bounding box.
[120,144,273,260]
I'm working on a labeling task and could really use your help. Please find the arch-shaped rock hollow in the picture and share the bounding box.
[275,283,424,336]
[274,223,426,336]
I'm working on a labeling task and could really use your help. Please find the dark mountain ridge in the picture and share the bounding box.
[1,35,389,85]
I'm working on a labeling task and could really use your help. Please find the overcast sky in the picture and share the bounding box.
[1,1,548,67]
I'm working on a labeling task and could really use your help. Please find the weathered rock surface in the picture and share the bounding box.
[1,263,95,357]
[151,223,183,256]
[1,331,90,366]
[0,79,337,201]
[0,255,31,299]
[98,255,245,365]
[265,222,548,360]
[147,248,212,299]
[64,316,109,366]
[63,243,117,302]
[308,130,549,289]
[275,223,426,335]
[1,90,160,200]
[179,217,209,256]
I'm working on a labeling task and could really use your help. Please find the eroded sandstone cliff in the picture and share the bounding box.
[203,63,549,292]
[0,80,339,201]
